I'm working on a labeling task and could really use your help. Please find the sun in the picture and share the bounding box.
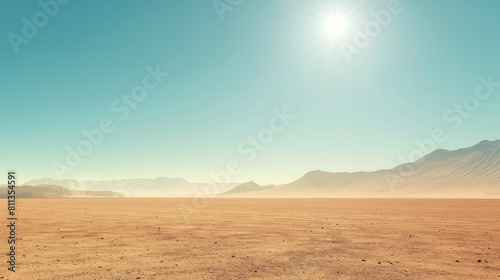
[323,15,349,38]
[304,4,358,59]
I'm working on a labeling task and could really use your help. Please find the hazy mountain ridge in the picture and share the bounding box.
[0,185,124,198]
[222,181,274,195]
[23,140,500,198]
[23,177,239,197]
[225,140,500,198]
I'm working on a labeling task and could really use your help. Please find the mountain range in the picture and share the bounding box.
[221,140,500,198]
[22,140,500,198]
[0,185,124,198]
[221,181,274,195]
[23,177,239,197]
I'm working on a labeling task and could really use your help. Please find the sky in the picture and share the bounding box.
[1,0,500,185]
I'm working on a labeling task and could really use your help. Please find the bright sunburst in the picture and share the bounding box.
[302,2,358,61]
[323,15,349,38]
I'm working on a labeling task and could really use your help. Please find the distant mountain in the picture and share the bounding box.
[22,177,239,197]
[21,178,92,190]
[0,185,124,198]
[222,181,274,195]
[22,140,500,198]
[225,140,500,198]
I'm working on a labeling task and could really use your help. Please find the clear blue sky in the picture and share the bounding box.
[1,0,499,184]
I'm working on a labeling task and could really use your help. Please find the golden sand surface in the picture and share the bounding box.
[1,198,499,279]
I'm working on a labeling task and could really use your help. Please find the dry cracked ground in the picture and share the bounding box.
[0,198,499,279]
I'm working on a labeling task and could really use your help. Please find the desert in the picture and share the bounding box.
[1,198,498,279]
[3,1,500,279]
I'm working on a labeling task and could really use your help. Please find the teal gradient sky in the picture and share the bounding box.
[1,0,500,184]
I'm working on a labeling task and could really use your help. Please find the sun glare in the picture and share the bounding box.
[307,4,358,58]
[324,15,348,38]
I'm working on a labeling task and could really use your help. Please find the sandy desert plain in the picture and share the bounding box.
[0,198,499,279]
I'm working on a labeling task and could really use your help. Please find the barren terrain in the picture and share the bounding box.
[1,199,499,279]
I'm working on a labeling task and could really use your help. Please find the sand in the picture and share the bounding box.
[1,198,499,279]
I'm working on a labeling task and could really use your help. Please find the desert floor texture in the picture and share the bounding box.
[0,198,499,279]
